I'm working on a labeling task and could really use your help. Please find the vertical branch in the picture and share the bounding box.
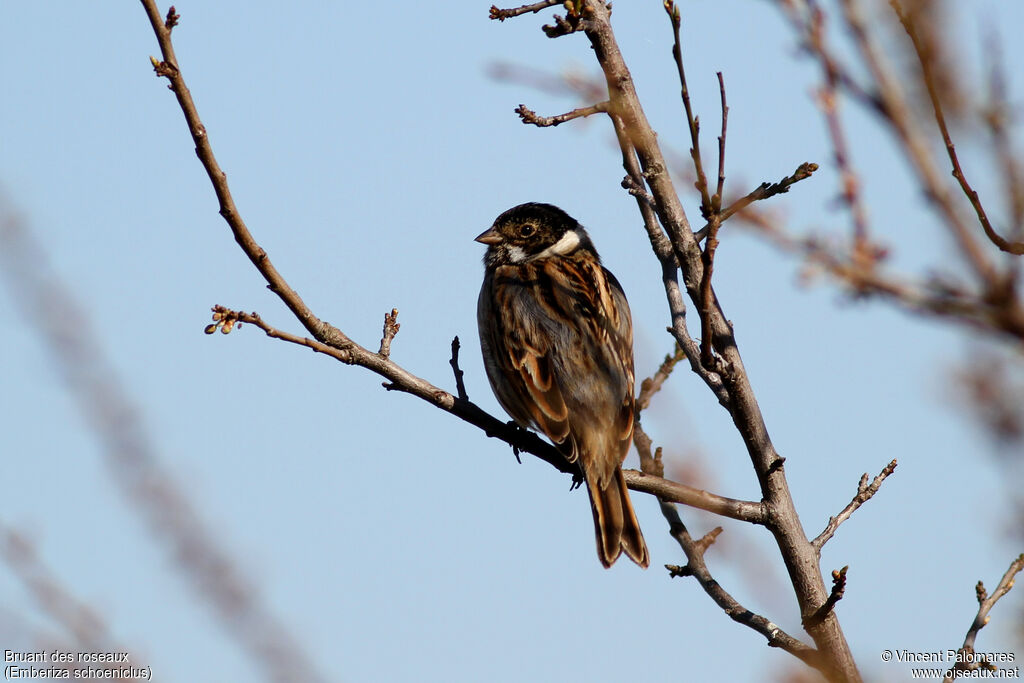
[665,1,713,218]
[699,74,728,369]
[579,2,861,679]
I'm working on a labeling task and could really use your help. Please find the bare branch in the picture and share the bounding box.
[813,460,898,552]
[694,162,819,243]
[804,566,849,628]
[659,502,824,670]
[637,343,686,411]
[489,0,560,21]
[944,555,1024,682]
[1,211,327,683]
[623,469,765,524]
[697,72,729,370]
[664,0,713,220]
[515,101,608,127]
[714,71,728,210]
[835,0,997,285]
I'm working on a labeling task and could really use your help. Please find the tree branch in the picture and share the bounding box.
[812,460,898,552]
[576,2,860,678]
[489,0,560,21]
[516,101,608,127]
[944,554,1024,682]
[659,503,824,671]
[892,1,1024,256]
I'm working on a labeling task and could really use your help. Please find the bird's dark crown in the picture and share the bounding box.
[477,202,597,267]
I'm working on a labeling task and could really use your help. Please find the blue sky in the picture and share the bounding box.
[1,2,1022,681]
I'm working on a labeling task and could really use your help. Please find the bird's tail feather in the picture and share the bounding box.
[586,468,649,568]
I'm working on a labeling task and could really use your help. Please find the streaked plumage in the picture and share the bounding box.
[476,203,649,568]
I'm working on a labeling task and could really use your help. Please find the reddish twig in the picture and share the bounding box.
[892,1,1023,256]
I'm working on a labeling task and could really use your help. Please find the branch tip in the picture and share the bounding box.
[164,5,180,31]
[378,308,400,359]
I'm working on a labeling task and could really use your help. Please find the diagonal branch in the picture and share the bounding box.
[812,460,898,552]
[944,554,1024,682]
[659,503,824,670]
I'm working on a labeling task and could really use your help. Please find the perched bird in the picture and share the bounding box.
[476,202,649,568]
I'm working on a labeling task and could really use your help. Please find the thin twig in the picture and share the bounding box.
[804,566,849,628]
[636,343,685,411]
[449,336,468,401]
[659,501,824,670]
[944,554,1024,682]
[694,162,819,242]
[836,0,997,285]
[515,101,608,127]
[809,3,871,252]
[891,1,1024,256]
[714,71,727,210]
[489,0,560,21]
[664,0,713,220]
[813,459,898,552]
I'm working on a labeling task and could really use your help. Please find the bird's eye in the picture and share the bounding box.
[519,224,535,237]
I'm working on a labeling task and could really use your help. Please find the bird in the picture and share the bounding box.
[475,202,649,568]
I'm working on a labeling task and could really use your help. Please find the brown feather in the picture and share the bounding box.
[477,204,648,568]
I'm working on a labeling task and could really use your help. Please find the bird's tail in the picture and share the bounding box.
[586,467,649,568]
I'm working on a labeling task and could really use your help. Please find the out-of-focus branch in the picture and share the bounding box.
[943,555,1024,682]
[837,0,996,285]
[636,344,686,411]
[892,1,1024,257]
[745,211,1024,343]
[0,209,327,683]
[0,522,140,679]
[0,523,113,651]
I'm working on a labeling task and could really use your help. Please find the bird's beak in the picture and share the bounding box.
[475,226,503,245]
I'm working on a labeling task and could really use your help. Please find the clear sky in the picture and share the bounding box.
[1,2,1022,682]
